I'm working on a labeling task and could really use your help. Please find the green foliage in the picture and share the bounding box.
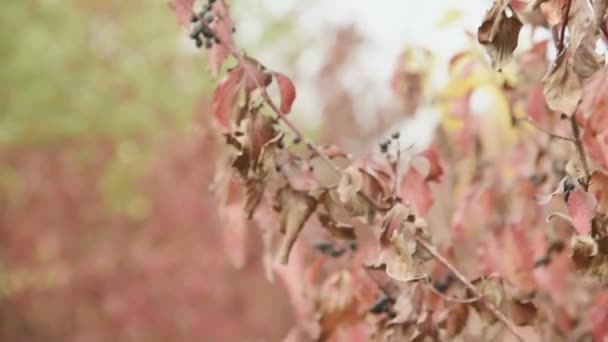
[0,0,214,145]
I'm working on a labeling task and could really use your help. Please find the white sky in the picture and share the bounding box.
[232,0,492,148]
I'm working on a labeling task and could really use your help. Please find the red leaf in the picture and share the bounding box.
[399,167,433,216]
[273,72,296,114]
[212,67,244,128]
[208,0,235,74]
[590,290,608,341]
[421,147,444,182]
[567,189,597,235]
[526,85,549,124]
[168,0,195,27]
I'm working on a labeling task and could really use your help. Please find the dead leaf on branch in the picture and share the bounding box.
[371,204,430,282]
[317,191,356,240]
[542,50,582,116]
[478,0,523,70]
[274,185,317,264]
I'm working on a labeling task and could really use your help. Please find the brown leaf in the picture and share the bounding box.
[508,299,537,326]
[336,166,364,204]
[371,229,427,282]
[379,202,412,247]
[542,50,582,116]
[273,72,297,114]
[573,34,605,78]
[478,0,523,70]
[469,277,505,323]
[445,303,469,338]
[274,186,317,264]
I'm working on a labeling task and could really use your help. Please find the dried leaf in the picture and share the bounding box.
[567,189,597,235]
[445,303,469,337]
[212,67,245,128]
[508,299,537,326]
[274,186,317,264]
[317,212,356,240]
[478,0,523,69]
[372,230,427,282]
[535,176,570,204]
[273,72,297,114]
[379,202,412,247]
[573,34,604,78]
[469,277,504,323]
[539,0,568,27]
[337,166,364,204]
[542,50,582,116]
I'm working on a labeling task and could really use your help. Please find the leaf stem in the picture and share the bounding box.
[415,238,525,342]
[557,0,573,54]
[515,116,575,142]
[569,116,590,190]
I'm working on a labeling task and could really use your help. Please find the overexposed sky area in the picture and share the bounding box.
[231,0,493,148]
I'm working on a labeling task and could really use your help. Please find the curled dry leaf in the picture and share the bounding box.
[534,176,570,204]
[337,166,364,204]
[369,240,425,283]
[272,72,297,114]
[566,189,597,235]
[542,50,582,116]
[478,0,523,70]
[273,186,318,264]
[317,191,356,240]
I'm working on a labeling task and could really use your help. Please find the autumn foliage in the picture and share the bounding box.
[2,0,608,341]
[169,0,608,340]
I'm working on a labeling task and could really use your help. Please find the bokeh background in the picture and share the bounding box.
[0,1,497,341]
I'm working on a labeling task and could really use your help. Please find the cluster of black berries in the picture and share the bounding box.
[189,0,218,49]
[379,131,400,154]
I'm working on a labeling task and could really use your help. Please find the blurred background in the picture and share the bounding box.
[0,0,494,341]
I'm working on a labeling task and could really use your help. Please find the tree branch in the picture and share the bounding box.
[416,238,525,342]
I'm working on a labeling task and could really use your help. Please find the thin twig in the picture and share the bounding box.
[515,116,575,142]
[423,276,483,304]
[557,0,573,53]
[569,116,590,189]
[415,238,525,342]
